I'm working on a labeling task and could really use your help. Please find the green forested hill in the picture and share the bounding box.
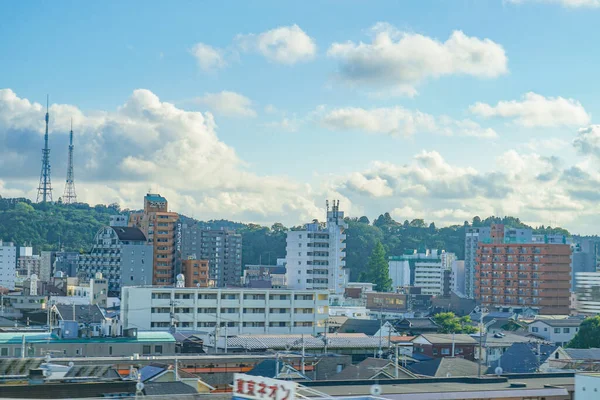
[0,197,570,279]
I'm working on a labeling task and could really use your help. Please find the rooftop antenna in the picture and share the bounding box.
[63,118,77,204]
[37,95,53,203]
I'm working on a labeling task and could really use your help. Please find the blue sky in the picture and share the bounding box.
[2,0,600,233]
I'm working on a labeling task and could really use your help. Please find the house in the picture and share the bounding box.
[412,334,478,361]
[487,342,558,374]
[338,318,397,337]
[245,359,309,380]
[481,331,539,364]
[331,357,417,380]
[547,347,600,371]
[528,318,583,346]
[394,318,439,335]
[407,357,480,377]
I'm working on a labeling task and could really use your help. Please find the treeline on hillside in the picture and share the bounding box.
[0,197,570,280]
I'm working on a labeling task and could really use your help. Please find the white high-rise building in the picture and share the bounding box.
[0,241,17,290]
[388,249,455,296]
[285,200,348,294]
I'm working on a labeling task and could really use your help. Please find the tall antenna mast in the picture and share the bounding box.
[37,95,53,203]
[63,118,77,204]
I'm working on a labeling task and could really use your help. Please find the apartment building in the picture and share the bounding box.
[575,271,600,315]
[475,243,571,315]
[388,249,455,296]
[129,194,179,286]
[16,247,41,279]
[77,226,153,295]
[181,224,242,287]
[181,258,210,287]
[465,227,491,299]
[121,286,329,335]
[0,240,17,290]
[285,200,348,294]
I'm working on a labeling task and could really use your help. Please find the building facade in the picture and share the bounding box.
[575,271,600,314]
[388,249,455,296]
[16,247,41,279]
[181,223,242,287]
[121,286,329,335]
[243,264,287,288]
[129,194,179,286]
[285,201,348,294]
[465,227,491,299]
[475,243,572,315]
[0,241,17,290]
[77,226,153,295]
[571,239,599,292]
[181,258,210,287]
[527,319,581,346]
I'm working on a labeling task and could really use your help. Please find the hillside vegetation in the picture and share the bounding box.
[0,197,570,279]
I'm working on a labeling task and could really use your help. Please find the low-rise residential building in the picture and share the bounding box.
[121,286,329,335]
[243,264,287,288]
[412,333,478,361]
[181,258,210,287]
[77,226,153,295]
[16,247,41,279]
[0,330,175,358]
[527,318,583,346]
[338,318,397,337]
[366,292,408,314]
[66,274,109,307]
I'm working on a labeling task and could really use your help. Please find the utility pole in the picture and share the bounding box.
[451,331,455,357]
[478,312,483,377]
[395,344,399,378]
[301,334,306,375]
[224,324,228,354]
[72,302,76,322]
[378,307,383,357]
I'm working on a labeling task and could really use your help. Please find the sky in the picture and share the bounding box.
[3,0,600,233]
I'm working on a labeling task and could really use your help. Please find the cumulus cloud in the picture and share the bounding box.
[0,88,325,224]
[193,91,256,118]
[190,43,227,72]
[236,24,317,64]
[327,23,507,95]
[321,106,497,138]
[470,92,590,127]
[507,0,600,8]
[574,125,600,157]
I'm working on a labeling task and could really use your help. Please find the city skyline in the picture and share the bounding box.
[3,1,600,233]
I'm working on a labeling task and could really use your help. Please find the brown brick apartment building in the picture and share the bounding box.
[181,258,210,287]
[475,243,571,315]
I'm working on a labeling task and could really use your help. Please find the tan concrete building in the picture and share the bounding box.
[181,258,210,287]
[129,194,179,286]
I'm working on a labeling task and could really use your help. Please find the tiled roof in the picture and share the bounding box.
[408,357,479,377]
[339,319,383,335]
[55,304,106,324]
[487,342,558,374]
[564,348,600,360]
[530,319,583,327]
[227,333,390,350]
[417,334,477,344]
[0,331,175,344]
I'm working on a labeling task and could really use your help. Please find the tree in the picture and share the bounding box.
[433,312,477,334]
[568,316,600,348]
[363,241,392,292]
[358,216,370,224]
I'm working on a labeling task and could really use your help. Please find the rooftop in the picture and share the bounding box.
[407,357,480,378]
[0,331,175,345]
[416,334,478,344]
[529,318,583,327]
[227,333,389,350]
[110,226,147,242]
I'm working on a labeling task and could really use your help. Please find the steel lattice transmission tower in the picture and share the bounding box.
[63,119,77,204]
[36,95,53,203]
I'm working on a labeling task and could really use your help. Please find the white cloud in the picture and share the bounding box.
[236,24,316,64]
[522,137,570,152]
[470,92,590,127]
[190,43,227,72]
[263,117,301,132]
[0,88,325,225]
[507,0,600,8]
[345,172,394,197]
[321,106,497,138]
[193,91,256,118]
[573,125,600,157]
[327,23,507,95]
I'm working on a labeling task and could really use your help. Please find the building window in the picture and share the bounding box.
[142,345,151,355]
[432,348,438,355]
[109,346,113,355]
[563,328,570,333]
[441,348,450,355]
[554,328,561,334]
[0,348,7,356]
[531,327,539,332]
[155,345,163,354]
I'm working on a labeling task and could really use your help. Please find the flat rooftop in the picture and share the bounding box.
[303,375,573,399]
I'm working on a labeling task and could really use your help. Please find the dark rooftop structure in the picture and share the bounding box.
[338,319,386,336]
[407,357,479,377]
[110,226,147,242]
[53,304,106,324]
[394,317,439,335]
[332,357,416,380]
[487,342,558,374]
